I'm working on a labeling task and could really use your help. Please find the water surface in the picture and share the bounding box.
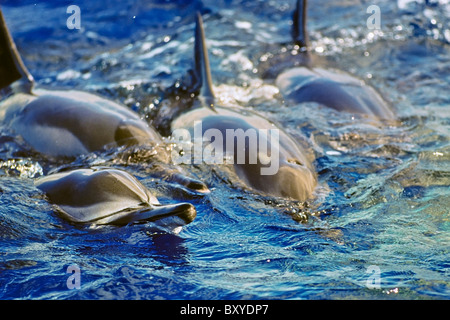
[0,0,449,299]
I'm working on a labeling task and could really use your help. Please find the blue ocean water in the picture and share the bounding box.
[0,0,449,299]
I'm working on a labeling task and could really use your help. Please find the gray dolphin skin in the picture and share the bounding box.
[0,9,208,193]
[36,168,196,231]
[274,0,395,120]
[0,9,160,158]
[171,13,317,201]
[1,90,162,157]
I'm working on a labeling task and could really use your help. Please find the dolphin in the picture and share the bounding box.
[0,9,208,193]
[169,13,317,202]
[35,167,196,232]
[0,10,161,157]
[1,90,162,158]
[266,0,395,120]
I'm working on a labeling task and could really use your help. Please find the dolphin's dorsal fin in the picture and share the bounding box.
[292,0,309,49]
[194,12,216,112]
[0,9,34,94]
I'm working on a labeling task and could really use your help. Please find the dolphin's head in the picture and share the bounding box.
[36,168,198,233]
[273,160,317,201]
[234,155,317,202]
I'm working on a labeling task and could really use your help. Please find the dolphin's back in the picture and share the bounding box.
[277,67,395,119]
[273,0,395,120]
[1,90,161,157]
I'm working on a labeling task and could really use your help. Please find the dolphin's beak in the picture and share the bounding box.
[141,202,197,224]
[132,202,197,234]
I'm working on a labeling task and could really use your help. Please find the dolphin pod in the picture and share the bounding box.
[0,9,210,194]
[0,8,206,228]
[170,13,317,202]
[0,1,397,229]
[270,0,396,120]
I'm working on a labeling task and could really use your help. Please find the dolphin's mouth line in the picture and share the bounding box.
[74,205,148,225]
[80,202,196,226]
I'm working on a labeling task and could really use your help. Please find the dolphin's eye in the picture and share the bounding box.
[287,158,303,166]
